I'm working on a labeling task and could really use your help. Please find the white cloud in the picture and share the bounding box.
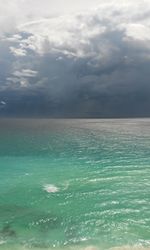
[0,0,110,36]
[2,0,150,92]
[4,34,22,42]
[10,46,27,56]
[6,69,38,88]
[0,101,6,105]
[1,0,150,117]
[1,0,150,35]
[13,69,38,78]
[6,0,149,65]
[125,24,150,41]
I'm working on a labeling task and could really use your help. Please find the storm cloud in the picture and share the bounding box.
[0,0,150,117]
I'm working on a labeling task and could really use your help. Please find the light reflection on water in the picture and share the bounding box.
[0,119,150,249]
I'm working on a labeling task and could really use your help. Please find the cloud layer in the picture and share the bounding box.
[0,0,150,117]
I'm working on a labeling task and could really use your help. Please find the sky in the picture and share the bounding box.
[0,0,150,117]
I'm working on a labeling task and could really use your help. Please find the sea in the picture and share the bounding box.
[0,118,150,250]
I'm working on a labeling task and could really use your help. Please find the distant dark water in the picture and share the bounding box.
[0,119,150,250]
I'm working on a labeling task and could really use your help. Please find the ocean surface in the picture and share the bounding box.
[0,119,150,250]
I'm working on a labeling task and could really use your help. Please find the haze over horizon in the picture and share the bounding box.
[0,0,150,117]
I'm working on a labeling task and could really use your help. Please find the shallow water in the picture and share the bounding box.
[0,119,150,250]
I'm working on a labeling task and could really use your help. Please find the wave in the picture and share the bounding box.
[0,240,7,245]
[43,184,59,193]
[0,244,150,250]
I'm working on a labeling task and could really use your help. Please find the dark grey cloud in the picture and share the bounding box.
[1,1,150,117]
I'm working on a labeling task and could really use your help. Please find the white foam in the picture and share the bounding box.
[0,240,6,245]
[43,184,59,193]
[108,246,150,250]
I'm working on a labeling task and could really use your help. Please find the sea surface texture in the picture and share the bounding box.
[0,119,150,250]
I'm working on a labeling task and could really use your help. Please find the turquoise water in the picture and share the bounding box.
[0,119,150,250]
